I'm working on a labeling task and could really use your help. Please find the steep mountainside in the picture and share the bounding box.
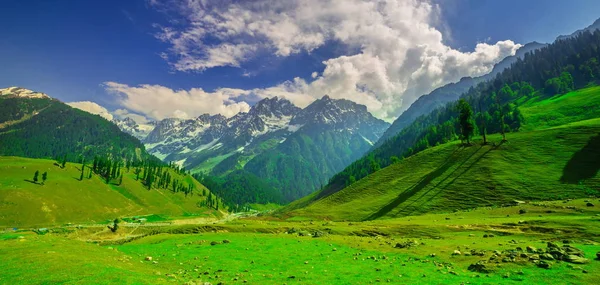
[141,97,300,172]
[113,117,156,140]
[0,87,152,162]
[115,95,389,203]
[376,42,547,146]
[243,96,389,201]
[282,86,600,220]
[556,17,600,41]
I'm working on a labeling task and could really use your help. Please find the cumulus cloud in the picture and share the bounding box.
[67,101,114,121]
[103,82,251,121]
[146,0,521,121]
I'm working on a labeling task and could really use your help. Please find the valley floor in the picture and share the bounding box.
[2,198,600,284]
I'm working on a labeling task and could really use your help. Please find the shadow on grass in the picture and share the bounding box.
[560,134,600,183]
[23,179,39,185]
[363,146,470,221]
[401,144,498,216]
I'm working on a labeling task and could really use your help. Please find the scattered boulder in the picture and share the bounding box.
[587,202,594,207]
[596,252,600,260]
[210,241,220,246]
[526,246,536,253]
[519,209,527,214]
[312,231,326,238]
[452,250,461,256]
[145,256,153,261]
[537,261,552,269]
[564,255,589,264]
[394,240,418,249]
[540,253,555,261]
[222,240,231,244]
[468,262,493,273]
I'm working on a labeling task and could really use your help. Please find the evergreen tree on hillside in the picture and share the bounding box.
[33,170,39,184]
[79,159,86,181]
[42,172,47,185]
[458,99,475,144]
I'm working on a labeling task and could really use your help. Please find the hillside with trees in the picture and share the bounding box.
[0,95,156,164]
[315,29,600,200]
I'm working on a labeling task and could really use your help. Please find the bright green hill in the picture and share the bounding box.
[0,156,221,227]
[282,87,600,221]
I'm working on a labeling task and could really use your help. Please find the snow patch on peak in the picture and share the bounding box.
[0,87,50,99]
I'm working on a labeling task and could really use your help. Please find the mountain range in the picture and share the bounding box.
[113,95,389,202]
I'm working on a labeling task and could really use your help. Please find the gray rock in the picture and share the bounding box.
[564,255,589,264]
[537,260,552,269]
[468,262,494,273]
[541,253,555,260]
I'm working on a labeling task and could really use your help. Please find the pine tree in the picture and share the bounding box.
[458,99,475,144]
[33,170,39,184]
[42,172,47,185]
[80,159,86,181]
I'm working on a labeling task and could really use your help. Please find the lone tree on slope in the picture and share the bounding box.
[458,99,475,145]
[42,172,47,185]
[33,170,39,184]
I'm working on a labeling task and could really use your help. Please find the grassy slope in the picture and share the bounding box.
[0,157,219,227]
[283,87,600,221]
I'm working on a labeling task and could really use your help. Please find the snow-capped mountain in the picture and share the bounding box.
[0,87,50,99]
[117,96,389,181]
[135,96,302,164]
[112,117,156,140]
[290,95,388,144]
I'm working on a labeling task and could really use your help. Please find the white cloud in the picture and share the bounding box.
[146,0,522,121]
[103,82,251,121]
[67,101,113,121]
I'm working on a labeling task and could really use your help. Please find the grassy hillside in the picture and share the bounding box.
[282,87,600,221]
[0,156,221,227]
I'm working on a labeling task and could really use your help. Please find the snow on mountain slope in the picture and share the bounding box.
[0,87,50,99]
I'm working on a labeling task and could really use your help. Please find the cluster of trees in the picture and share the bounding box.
[92,156,124,184]
[321,29,600,197]
[195,170,284,210]
[32,170,47,185]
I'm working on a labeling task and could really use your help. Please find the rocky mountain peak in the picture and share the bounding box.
[0,87,50,99]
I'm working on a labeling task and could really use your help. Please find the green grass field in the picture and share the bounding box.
[0,157,221,227]
[282,87,600,221]
[1,199,599,284]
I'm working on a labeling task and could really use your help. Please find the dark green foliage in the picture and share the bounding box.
[33,170,39,184]
[0,97,155,164]
[41,172,47,184]
[321,29,600,199]
[243,128,375,202]
[107,218,119,233]
[197,170,283,206]
[79,160,86,181]
[458,99,475,144]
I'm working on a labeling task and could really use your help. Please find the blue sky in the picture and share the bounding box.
[1,0,599,122]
